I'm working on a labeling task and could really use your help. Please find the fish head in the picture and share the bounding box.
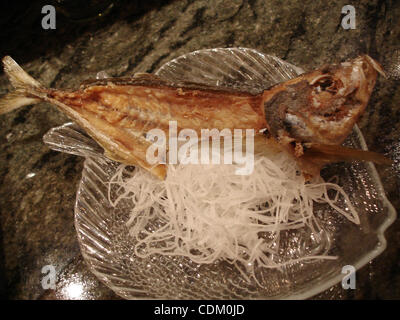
[263,55,385,145]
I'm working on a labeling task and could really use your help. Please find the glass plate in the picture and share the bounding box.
[43,48,396,299]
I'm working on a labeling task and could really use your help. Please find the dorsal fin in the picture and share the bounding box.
[79,72,259,96]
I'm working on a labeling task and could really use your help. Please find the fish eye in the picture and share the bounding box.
[311,75,339,94]
[317,78,333,89]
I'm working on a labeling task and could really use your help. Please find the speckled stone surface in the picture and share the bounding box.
[0,0,399,300]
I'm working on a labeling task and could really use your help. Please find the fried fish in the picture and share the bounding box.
[0,55,389,179]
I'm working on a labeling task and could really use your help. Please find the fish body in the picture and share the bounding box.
[0,55,388,179]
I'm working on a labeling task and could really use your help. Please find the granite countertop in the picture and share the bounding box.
[0,0,399,300]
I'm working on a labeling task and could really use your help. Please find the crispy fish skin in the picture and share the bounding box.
[71,78,265,132]
[46,74,265,179]
[0,55,388,179]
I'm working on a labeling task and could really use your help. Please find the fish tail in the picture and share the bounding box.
[0,56,43,115]
[0,91,41,115]
[2,56,42,89]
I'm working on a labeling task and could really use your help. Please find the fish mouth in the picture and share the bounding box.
[350,55,383,106]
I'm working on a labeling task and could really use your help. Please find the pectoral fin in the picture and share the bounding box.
[302,143,392,165]
[293,143,391,180]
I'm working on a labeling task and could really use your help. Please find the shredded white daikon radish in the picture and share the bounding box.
[107,148,360,273]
